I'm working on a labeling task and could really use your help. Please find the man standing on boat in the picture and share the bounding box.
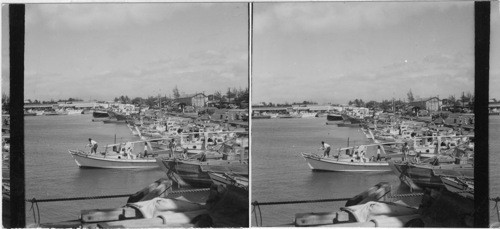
[168,138,176,158]
[402,142,409,161]
[143,142,149,158]
[88,138,98,154]
[321,141,331,157]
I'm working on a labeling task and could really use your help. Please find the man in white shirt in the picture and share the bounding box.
[88,138,98,154]
[321,141,331,157]
[143,143,149,157]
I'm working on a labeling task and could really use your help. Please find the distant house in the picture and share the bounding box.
[425,97,441,112]
[410,97,442,113]
[176,93,207,108]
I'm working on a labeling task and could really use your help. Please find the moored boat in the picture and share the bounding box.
[24,111,37,116]
[68,139,173,169]
[156,143,249,187]
[440,175,473,199]
[66,108,84,115]
[252,114,271,119]
[156,156,249,188]
[301,153,391,172]
[208,172,248,191]
[388,159,473,190]
[107,110,131,121]
[68,150,160,169]
[289,182,474,227]
[93,110,110,118]
[341,113,364,124]
[300,143,400,172]
[326,113,343,121]
[300,112,317,118]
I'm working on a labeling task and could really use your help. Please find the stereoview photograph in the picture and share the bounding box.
[2,3,249,227]
[251,2,480,227]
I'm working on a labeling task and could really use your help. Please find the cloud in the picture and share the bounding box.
[25,4,198,32]
[107,43,132,58]
[252,52,474,104]
[254,2,469,33]
[23,44,247,101]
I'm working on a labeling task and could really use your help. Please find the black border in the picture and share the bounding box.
[9,4,26,228]
[3,2,494,228]
[474,1,490,227]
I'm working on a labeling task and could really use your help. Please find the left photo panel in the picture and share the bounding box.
[2,3,249,227]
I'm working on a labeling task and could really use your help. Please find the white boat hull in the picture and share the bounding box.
[67,110,83,115]
[69,150,159,169]
[301,113,317,118]
[301,153,391,172]
[208,172,249,191]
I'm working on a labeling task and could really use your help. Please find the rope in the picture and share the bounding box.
[25,188,210,203]
[28,199,36,224]
[491,197,500,222]
[26,194,132,203]
[251,202,263,227]
[387,193,425,198]
[251,197,351,206]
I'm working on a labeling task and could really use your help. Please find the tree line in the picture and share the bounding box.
[348,89,475,111]
[112,85,249,109]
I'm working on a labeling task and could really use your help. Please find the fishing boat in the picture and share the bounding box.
[278,114,294,118]
[315,112,327,117]
[44,110,60,116]
[440,175,473,199]
[156,142,249,187]
[252,114,271,119]
[107,110,131,121]
[93,110,110,118]
[326,113,343,121]
[66,108,84,115]
[388,158,473,190]
[336,122,362,127]
[156,157,248,188]
[300,112,317,118]
[69,150,160,169]
[290,182,475,228]
[68,139,172,169]
[300,143,401,172]
[208,172,248,191]
[24,110,37,116]
[341,113,364,124]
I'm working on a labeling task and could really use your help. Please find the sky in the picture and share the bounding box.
[0,2,499,104]
[252,2,483,105]
[490,1,500,101]
[2,3,249,101]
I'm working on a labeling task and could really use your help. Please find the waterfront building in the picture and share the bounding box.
[410,97,442,113]
[490,100,500,114]
[176,93,208,108]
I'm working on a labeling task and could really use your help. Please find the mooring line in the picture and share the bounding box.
[252,197,351,206]
[25,188,211,203]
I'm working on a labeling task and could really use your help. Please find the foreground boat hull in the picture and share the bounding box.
[301,153,391,172]
[69,150,159,169]
[440,176,473,199]
[389,161,473,189]
[93,111,109,118]
[208,172,248,192]
[326,114,343,121]
[156,158,248,187]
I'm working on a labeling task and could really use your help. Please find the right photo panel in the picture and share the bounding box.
[251,2,477,227]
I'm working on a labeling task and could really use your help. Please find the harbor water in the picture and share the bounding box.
[24,114,167,225]
[251,116,500,226]
[251,118,400,226]
[490,115,500,224]
[21,114,500,225]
